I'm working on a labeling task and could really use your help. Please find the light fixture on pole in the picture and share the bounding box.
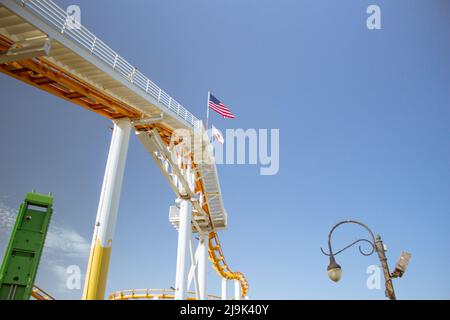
[321,220,411,300]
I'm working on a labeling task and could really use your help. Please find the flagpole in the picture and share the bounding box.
[206,91,211,135]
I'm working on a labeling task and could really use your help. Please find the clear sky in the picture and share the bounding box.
[1,0,450,300]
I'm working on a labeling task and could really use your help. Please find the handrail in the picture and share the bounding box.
[109,289,221,301]
[16,0,202,129]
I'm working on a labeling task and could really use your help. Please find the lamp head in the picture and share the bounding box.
[392,252,411,278]
[327,255,342,283]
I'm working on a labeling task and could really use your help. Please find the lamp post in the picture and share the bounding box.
[321,220,411,300]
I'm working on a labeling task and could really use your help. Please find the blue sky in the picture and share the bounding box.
[1,0,450,300]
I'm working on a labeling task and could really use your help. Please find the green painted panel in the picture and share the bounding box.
[0,192,53,300]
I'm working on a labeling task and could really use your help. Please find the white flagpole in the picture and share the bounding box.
[206,91,211,135]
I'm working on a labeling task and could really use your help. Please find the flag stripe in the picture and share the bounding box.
[211,109,235,118]
[209,102,232,114]
[210,103,232,114]
[208,93,236,118]
[209,104,234,117]
[209,104,235,118]
[210,107,235,118]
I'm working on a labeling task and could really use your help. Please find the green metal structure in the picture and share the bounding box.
[0,192,53,300]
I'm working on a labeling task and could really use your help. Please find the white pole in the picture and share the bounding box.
[198,233,208,300]
[189,237,201,300]
[221,278,228,300]
[83,118,131,300]
[175,198,192,300]
[206,91,210,133]
[234,280,241,301]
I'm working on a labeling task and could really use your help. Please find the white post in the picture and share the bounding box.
[221,278,228,300]
[206,91,210,132]
[189,238,200,300]
[198,233,208,300]
[83,118,131,300]
[234,280,241,301]
[175,198,192,300]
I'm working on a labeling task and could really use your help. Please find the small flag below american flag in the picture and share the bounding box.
[209,93,236,119]
[211,125,224,144]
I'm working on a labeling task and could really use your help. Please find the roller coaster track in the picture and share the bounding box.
[31,285,54,300]
[109,289,221,301]
[0,0,248,299]
[209,232,249,298]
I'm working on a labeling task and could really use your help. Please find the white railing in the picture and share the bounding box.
[17,0,202,129]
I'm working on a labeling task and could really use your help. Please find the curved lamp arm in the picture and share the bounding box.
[321,220,377,258]
[321,238,375,257]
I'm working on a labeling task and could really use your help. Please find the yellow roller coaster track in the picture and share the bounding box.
[31,286,54,300]
[0,33,248,299]
[209,232,249,298]
[109,289,221,301]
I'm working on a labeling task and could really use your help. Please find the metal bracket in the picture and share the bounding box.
[0,37,51,64]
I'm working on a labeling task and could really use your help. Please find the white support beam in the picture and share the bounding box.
[83,118,131,300]
[188,237,200,300]
[137,129,214,232]
[198,233,209,300]
[234,280,241,301]
[187,243,200,289]
[175,199,193,300]
[221,278,228,300]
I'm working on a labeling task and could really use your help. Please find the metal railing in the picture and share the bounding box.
[18,0,202,129]
[109,289,221,300]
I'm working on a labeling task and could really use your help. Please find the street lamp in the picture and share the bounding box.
[327,255,342,283]
[321,220,411,300]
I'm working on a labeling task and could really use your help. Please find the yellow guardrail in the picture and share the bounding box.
[109,289,221,301]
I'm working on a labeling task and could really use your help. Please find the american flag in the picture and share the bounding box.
[209,93,236,119]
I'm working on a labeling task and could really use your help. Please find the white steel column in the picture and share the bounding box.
[83,117,131,300]
[221,278,228,300]
[175,198,192,300]
[234,280,241,301]
[198,233,208,300]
